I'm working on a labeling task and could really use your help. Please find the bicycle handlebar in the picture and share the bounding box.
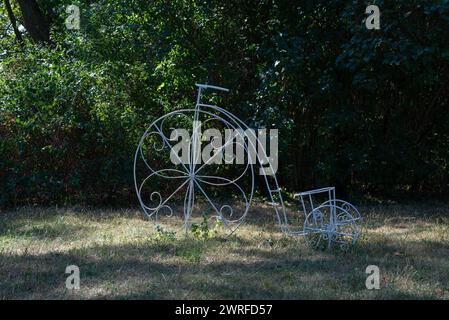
[195,83,229,92]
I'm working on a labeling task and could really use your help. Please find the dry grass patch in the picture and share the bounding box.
[0,202,448,299]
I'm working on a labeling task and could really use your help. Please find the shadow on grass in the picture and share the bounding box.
[1,203,448,299]
[1,234,446,299]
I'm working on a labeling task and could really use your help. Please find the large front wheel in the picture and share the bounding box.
[134,108,255,236]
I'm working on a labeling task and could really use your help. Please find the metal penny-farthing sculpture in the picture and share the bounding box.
[134,84,363,247]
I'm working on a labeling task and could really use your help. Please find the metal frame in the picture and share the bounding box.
[134,84,363,248]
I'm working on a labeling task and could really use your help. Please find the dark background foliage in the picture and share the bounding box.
[1,0,448,207]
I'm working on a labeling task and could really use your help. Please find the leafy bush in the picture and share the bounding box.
[1,1,448,207]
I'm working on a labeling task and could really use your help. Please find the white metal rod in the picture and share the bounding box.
[195,83,229,92]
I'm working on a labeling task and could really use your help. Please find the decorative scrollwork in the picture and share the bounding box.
[134,86,262,235]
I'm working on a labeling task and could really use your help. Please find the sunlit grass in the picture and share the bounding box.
[0,202,448,299]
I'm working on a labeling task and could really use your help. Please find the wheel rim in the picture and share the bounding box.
[134,108,255,235]
[303,204,360,250]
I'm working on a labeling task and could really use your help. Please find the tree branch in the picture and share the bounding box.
[4,0,24,47]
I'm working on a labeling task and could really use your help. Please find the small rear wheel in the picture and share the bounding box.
[303,204,361,250]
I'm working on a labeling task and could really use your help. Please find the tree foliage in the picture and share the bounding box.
[1,0,448,206]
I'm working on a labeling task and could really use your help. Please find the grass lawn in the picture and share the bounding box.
[1,201,448,299]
